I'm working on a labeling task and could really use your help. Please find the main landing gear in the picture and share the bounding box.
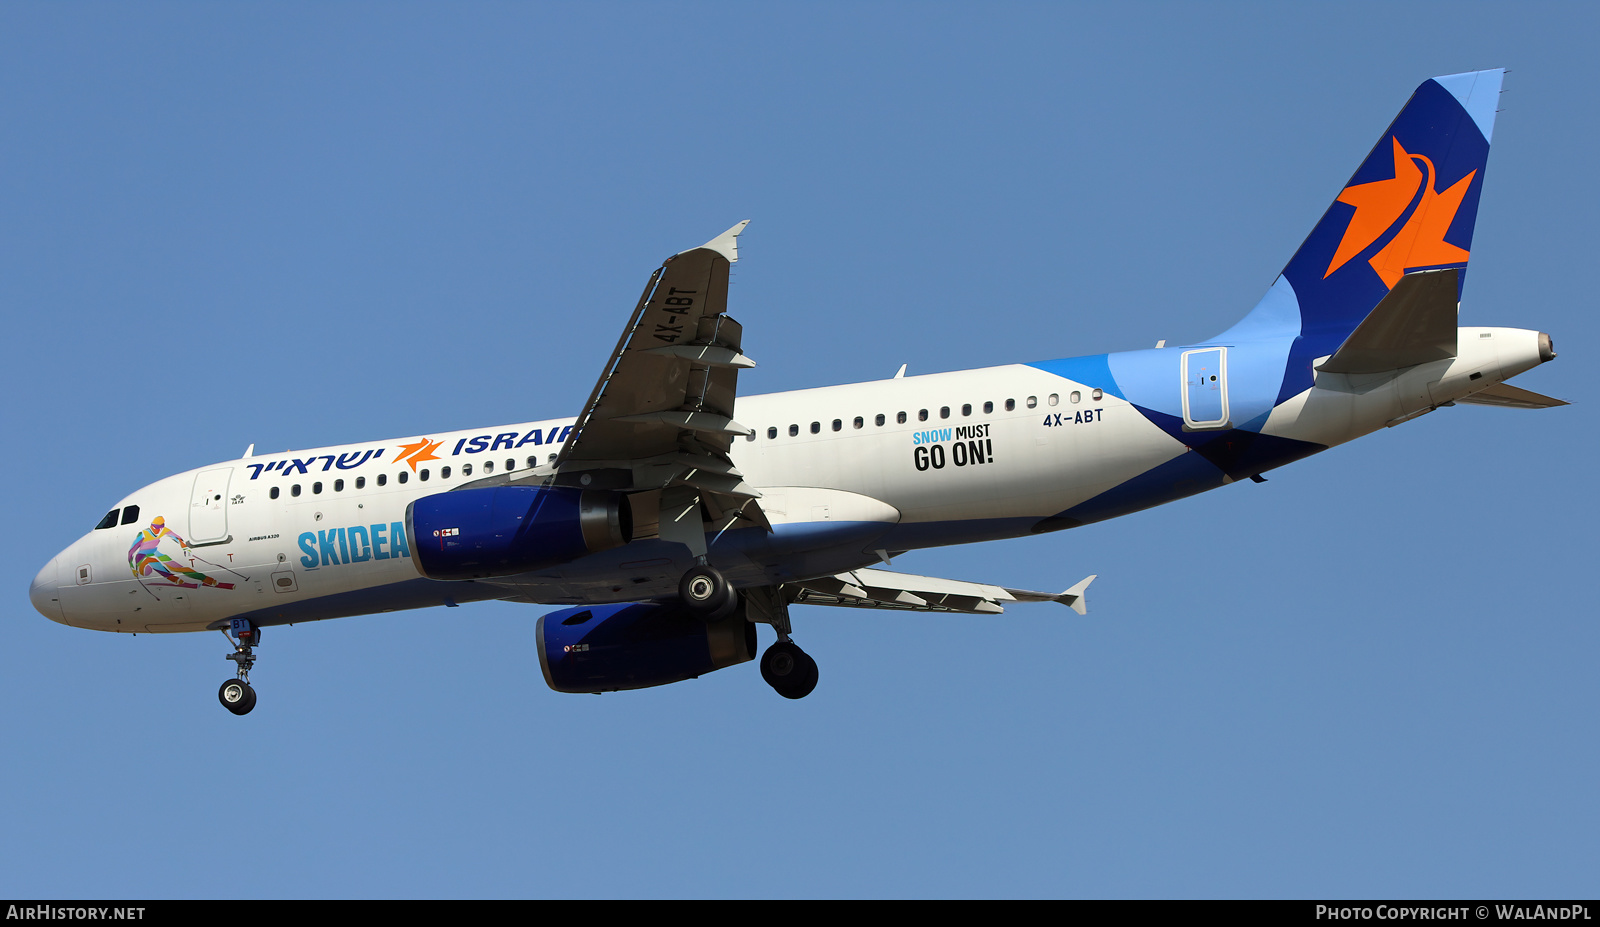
[678,565,819,699]
[760,636,818,700]
[218,618,259,716]
[679,563,738,621]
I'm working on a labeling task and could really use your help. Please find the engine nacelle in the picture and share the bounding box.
[407,486,631,581]
[537,601,757,693]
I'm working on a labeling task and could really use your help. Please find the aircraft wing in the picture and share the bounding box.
[788,569,1097,615]
[551,221,768,535]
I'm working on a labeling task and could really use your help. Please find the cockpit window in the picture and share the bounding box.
[120,505,140,526]
[95,509,120,530]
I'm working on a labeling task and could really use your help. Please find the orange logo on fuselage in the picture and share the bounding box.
[395,438,443,472]
[1324,137,1474,288]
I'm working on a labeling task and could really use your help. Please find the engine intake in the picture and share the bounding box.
[538,601,757,693]
[407,486,631,581]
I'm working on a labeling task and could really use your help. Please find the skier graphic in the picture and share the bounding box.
[128,516,235,590]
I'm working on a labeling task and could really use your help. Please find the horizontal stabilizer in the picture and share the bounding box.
[1318,268,1459,374]
[787,568,1095,615]
[1455,382,1570,409]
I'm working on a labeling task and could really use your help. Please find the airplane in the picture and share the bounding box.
[29,69,1565,714]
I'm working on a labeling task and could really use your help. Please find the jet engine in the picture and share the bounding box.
[537,601,757,693]
[407,486,631,581]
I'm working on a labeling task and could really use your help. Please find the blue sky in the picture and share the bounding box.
[2,2,1595,898]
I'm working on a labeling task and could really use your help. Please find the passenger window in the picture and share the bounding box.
[897,412,907,424]
[789,424,799,437]
[962,404,972,416]
[270,487,280,500]
[940,407,950,419]
[398,472,409,485]
[420,470,430,482]
[1048,394,1059,406]
[356,476,366,489]
[1027,396,1038,409]
[853,416,863,429]
[1092,388,1104,401]
[505,459,514,471]
[983,401,993,414]
[292,485,302,497]
[377,474,387,487]
[462,463,473,476]
[313,482,323,494]
[1005,399,1015,411]
[484,461,493,474]
[334,479,344,492]
[875,414,885,426]
[95,510,120,530]
[831,419,841,432]
[745,431,756,441]
[441,466,451,479]
[548,454,557,464]
[121,505,140,525]
[918,409,929,422]
[768,427,778,439]
[810,422,820,434]
[1070,391,1081,403]
[527,457,537,469]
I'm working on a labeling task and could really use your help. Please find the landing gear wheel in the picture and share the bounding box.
[218,679,257,715]
[679,566,737,620]
[218,619,260,715]
[761,641,818,699]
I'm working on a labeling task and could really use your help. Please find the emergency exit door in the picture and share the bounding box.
[1181,348,1230,430]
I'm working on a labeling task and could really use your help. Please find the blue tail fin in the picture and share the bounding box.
[1218,70,1504,402]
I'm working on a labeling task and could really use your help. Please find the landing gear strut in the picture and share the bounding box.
[218,618,259,716]
[741,587,819,699]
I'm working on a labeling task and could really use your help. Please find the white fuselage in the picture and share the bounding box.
[31,326,1548,634]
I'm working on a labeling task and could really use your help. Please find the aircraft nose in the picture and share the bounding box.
[30,556,65,623]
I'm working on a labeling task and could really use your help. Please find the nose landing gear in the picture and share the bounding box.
[218,618,259,716]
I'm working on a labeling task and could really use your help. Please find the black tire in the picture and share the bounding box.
[705,582,738,621]
[218,679,256,716]
[679,565,731,616]
[761,641,818,699]
[786,649,819,700]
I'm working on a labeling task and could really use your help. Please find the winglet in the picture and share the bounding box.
[685,220,750,263]
[1060,574,1096,616]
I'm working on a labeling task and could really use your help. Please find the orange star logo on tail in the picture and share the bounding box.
[395,438,443,472]
[1324,137,1475,288]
